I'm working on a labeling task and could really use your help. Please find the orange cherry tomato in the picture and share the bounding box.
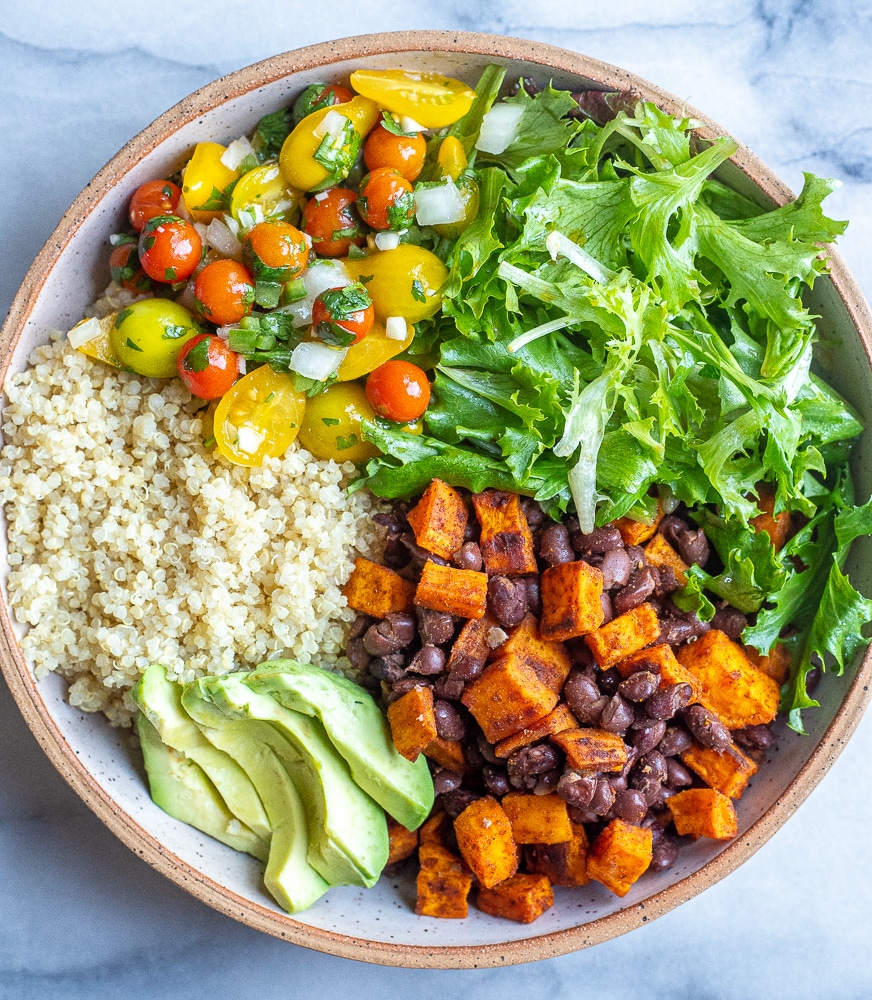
[311,283,374,346]
[128,179,182,233]
[292,83,355,122]
[193,259,255,326]
[138,215,202,284]
[301,187,366,258]
[176,333,240,400]
[363,123,426,182]
[241,220,309,282]
[357,167,415,231]
[365,359,431,422]
[109,242,152,294]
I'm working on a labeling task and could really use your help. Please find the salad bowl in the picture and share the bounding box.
[2,30,871,967]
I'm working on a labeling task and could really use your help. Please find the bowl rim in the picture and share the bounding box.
[2,28,872,968]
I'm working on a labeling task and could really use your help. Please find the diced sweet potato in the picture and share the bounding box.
[617,643,704,701]
[584,602,661,667]
[476,873,554,924]
[586,819,653,898]
[750,485,791,550]
[680,742,758,799]
[386,817,419,865]
[418,810,452,848]
[525,821,590,887]
[415,842,474,918]
[406,479,468,560]
[676,629,780,728]
[471,489,537,575]
[613,501,663,546]
[461,653,559,743]
[415,561,488,619]
[446,613,498,676]
[643,532,689,586]
[550,728,629,773]
[668,788,738,839]
[387,685,437,762]
[540,560,605,641]
[423,735,469,773]
[453,796,519,888]
[341,556,415,617]
[502,792,572,845]
[746,642,792,684]
[488,613,572,693]
[494,703,578,759]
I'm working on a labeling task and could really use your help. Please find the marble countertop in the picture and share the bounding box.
[2,2,872,997]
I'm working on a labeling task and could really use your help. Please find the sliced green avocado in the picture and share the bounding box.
[183,674,388,888]
[246,660,434,829]
[180,686,330,913]
[132,664,271,843]
[137,712,269,862]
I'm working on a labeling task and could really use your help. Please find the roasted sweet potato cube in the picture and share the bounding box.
[525,821,590,887]
[488,613,572,693]
[587,819,653,897]
[453,796,519,888]
[446,613,498,676]
[415,842,474,918]
[342,556,415,617]
[476,873,554,924]
[423,735,469,773]
[540,560,605,641]
[613,501,663,546]
[415,561,488,619]
[471,489,537,575]
[502,793,572,845]
[550,728,629,773]
[750,485,791,550]
[387,685,437,762]
[746,642,792,684]
[418,809,452,848]
[643,532,689,586]
[668,788,738,839]
[680,742,758,799]
[406,479,468,559]
[584,602,660,668]
[618,643,704,701]
[494,703,578,758]
[386,817,419,865]
[461,653,559,743]
[676,629,780,728]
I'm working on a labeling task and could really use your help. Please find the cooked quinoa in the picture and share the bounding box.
[0,331,380,727]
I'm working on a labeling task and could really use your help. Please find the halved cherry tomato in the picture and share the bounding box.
[242,221,309,282]
[181,142,239,223]
[298,381,378,464]
[213,365,306,467]
[363,122,426,181]
[311,283,374,346]
[293,83,355,124]
[128,179,182,233]
[193,259,255,326]
[357,167,415,231]
[229,162,300,225]
[344,244,447,323]
[109,242,152,293]
[302,188,366,258]
[176,333,240,400]
[336,319,414,381]
[349,69,477,129]
[138,215,203,283]
[365,359,431,422]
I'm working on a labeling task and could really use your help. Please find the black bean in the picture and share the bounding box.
[539,524,575,566]
[407,644,446,676]
[634,776,664,807]
[476,734,502,765]
[613,788,648,826]
[432,768,463,795]
[440,788,481,819]
[573,525,624,555]
[665,758,694,789]
[634,750,668,786]
[565,638,594,668]
[599,547,632,590]
[507,744,560,789]
[649,835,680,871]
[733,723,776,753]
[600,591,614,624]
[607,772,628,793]
[433,673,466,701]
[597,667,623,696]
[684,704,731,752]
[523,575,542,617]
[416,605,455,646]
[630,719,666,755]
[658,614,710,646]
[453,541,483,572]
[401,532,450,566]
[646,683,693,721]
[590,778,616,816]
[625,544,646,570]
[369,653,407,683]
[658,725,694,757]
[384,676,430,704]
[564,669,607,723]
[447,652,485,681]
[363,612,416,656]
[349,614,372,640]
[619,670,660,702]
[382,537,411,569]
[533,770,561,795]
[613,566,658,615]
[711,605,748,641]
[654,565,679,596]
[345,637,371,672]
[600,693,635,735]
[483,765,511,798]
[487,575,527,628]
[557,770,597,808]
[520,496,545,528]
[433,700,466,741]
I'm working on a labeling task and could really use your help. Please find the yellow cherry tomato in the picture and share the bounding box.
[349,69,476,129]
[230,163,302,226]
[213,365,306,467]
[68,314,122,367]
[297,382,379,464]
[279,96,380,192]
[344,244,447,323]
[336,320,415,381]
[109,299,201,378]
[182,142,240,223]
[437,135,468,181]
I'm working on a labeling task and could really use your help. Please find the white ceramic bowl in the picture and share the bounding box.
[2,31,872,967]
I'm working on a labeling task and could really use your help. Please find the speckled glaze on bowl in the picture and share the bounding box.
[2,30,871,968]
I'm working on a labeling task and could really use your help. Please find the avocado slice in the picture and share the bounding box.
[136,712,269,862]
[132,664,271,843]
[183,674,388,888]
[246,660,434,829]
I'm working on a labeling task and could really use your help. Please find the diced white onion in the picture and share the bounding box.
[220,136,255,171]
[414,179,465,226]
[205,218,242,260]
[236,426,265,455]
[385,316,407,341]
[237,357,247,375]
[374,231,401,251]
[313,109,349,140]
[276,260,353,328]
[221,214,241,237]
[67,317,102,349]
[313,191,329,203]
[475,103,525,154]
[398,115,426,134]
[289,341,348,380]
[176,280,200,313]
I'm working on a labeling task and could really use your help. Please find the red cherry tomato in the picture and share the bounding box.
[301,187,366,258]
[109,242,152,293]
[193,259,255,326]
[176,333,240,400]
[128,179,182,233]
[365,360,431,422]
[357,167,415,231]
[138,215,202,283]
[312,283,374,346]
[363,123,426,182]
[242,220,309,282]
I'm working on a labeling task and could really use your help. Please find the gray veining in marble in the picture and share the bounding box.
[2,2,872,997]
